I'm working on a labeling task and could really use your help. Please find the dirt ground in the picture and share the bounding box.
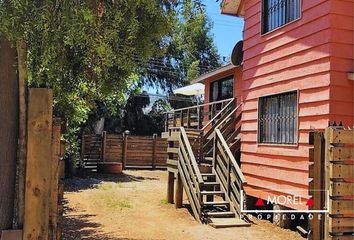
[62,170,305,240]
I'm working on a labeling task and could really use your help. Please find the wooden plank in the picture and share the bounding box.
[175,173,183,208]
[330,200,354,215]
[23,88,53,240]
[330,235,354,240]
[331,147,354,161]
[152,134,157,169]
[16,38,27,228]
[331,164,354,179]
[331,182,354,197]
[167,159,177,166]
[167,147,179,154]
[122,134,128,169]
[312,132,324,240]
[58,161,65,179]
[167,171,175,204]
[325,128,332,240]
[329,217,354,231]
[1,230,23,240]
[0,36,19,231]
[309,163,314,178]
[309,148,314,162]
[330,129,354,144]
[167,167,178,173]
[49,120,61,240]
[101,131,106,162]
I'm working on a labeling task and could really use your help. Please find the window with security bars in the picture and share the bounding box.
[262,0,301,34]
[258,91,298,144]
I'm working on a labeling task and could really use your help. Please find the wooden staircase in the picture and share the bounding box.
[200,172,250,228]
[164,98,250,228]
[81,134,102,171]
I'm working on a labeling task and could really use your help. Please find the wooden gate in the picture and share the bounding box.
[309,126,354,240]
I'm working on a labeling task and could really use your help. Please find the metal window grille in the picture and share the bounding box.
[258,91,297,144]
[262,0,301,33]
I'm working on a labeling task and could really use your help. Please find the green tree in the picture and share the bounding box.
[0,0,170,162]
[141,0,221,92]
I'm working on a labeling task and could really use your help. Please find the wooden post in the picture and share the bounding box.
[0,35,19,232]
[23,88,53,240]
[167,171,175,204]
[186,109,191,128]
[173,112,176,127]
[175,173,183,208]
[17,38,28,228]
[197,106,201,129]
[101,131,107,162]
[180,111,184,127]
[49,119,61,240]
[80,135,85,166]
[165,113,168,132]
[312,132,324,240]
[226,156,231,196]
[122,133,128,169]
[152,134,157,170]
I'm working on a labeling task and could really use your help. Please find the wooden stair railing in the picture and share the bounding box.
[202,102,242,158]
[177,127,204,222]
[164,98,234,131]
[213,129,247,216]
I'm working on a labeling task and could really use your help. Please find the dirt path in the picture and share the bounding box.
[62,170,304,240]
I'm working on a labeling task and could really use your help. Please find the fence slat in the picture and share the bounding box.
[23,88,53,239]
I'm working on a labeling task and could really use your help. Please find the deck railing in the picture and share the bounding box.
[164,98,235,131]
[176,127,204,222]
[213,129,246,216]
[203,101,242,156]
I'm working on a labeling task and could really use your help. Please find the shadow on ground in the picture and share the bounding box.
[64,171,159,192]
[62,205,144,240]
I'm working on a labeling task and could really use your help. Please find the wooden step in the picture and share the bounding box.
[206,211,235,218]
[201,191,224,196]
[201,173,215,177]
[202,201,229,206]
[209,218,251,228]
[201,182,219,186]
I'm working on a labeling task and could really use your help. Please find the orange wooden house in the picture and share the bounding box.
[163,0,353,227]
[220,0,353,209]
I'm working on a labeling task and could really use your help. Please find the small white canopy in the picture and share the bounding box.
[173,83,205,96]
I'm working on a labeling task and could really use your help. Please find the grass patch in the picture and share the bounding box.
[104,196,132,209]
[160,198,168,205]
[96,182,124,191]
[96,183,114,191]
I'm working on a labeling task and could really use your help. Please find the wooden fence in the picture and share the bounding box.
[0,89,66,240]
[309,126,354,240]
[81,132,167,170]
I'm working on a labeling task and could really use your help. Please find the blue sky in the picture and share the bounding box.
[204,1,244,59]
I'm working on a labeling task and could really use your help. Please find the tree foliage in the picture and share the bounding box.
[141,0,221,92]
[0,0,171,160]
[0,0,169,124]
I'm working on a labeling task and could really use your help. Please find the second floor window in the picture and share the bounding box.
[262,0,301,34]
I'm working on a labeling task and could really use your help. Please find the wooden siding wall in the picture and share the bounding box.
[241,0,353,208]
[328,0,354,126]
